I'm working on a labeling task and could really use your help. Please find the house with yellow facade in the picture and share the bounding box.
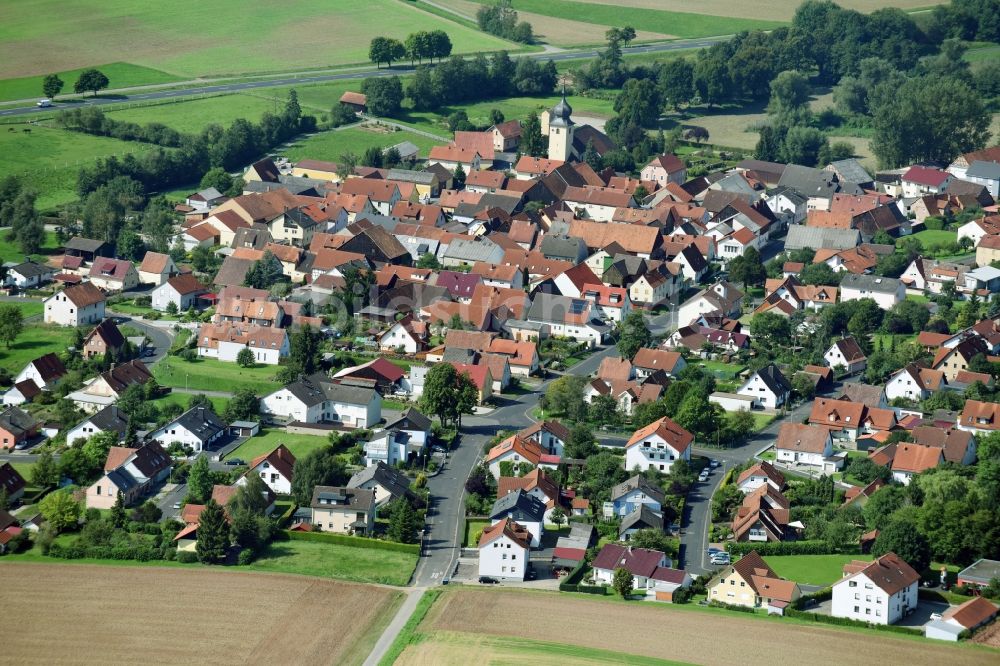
[707,550,801,614]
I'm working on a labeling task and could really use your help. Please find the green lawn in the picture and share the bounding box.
[460,0,786,38]
[696,360,745,380]
[463,518,490,547]
[905,229,958,246]
[283,125,445,163]
[105,93,284,134]
[248,539,417,586]
[151,356,282,395]
[765,554,872,587]
[752,413,775,431]
[0,324,76,376]
[7,461,35,482]
[0,124,157,210]
[872,333,917,350]
[0,63,183,103]
[224,429,332,462]
[0,0,513,82]
[149,392,229,415]
[0,230,61,264]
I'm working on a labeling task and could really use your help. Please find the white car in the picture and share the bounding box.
[711,554,731,565]
[37,98,52,108]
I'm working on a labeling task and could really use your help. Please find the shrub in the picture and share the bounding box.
[238,548,255,565]
[176,550,198,563]
[284,529,420,554]
[785,608,922,635]
[727,540,855,556]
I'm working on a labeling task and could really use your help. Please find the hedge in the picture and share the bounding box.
[727,541,860,556]
[284,530,420,554]
[48,542,163,561]
[785,608,923,635]
[559,560,588,592]
[277,503,298,528]
[793,586,833,609]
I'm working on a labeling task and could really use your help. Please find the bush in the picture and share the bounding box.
[176,550,198,563]
[285,529,420,554]
[785,608,922,635]
[727,540,856,556]
[238,548,255,565]
[708,600,757,613]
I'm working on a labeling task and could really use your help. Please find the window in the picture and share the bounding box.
[854,606,859,613]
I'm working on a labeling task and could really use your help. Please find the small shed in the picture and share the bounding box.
[340,91,367,114]
[229,420,260,437]
[767,600,789,616]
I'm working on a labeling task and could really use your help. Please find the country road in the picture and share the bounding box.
[0,37,727,119]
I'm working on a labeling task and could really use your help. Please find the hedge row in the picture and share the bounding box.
[284,530,419,554]
[48,543,164,561]
[727,541,860,556]
[558,561,588,592]
[785,608,923,635]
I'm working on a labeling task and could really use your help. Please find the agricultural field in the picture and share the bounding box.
[0,63,183,103]
[569,0,940,21]
[249,539,418,586]
[0,324,76,376]
[0,124,156,210]
[0,563,401,666]
[0,0,514,82]
[764,554,872,586]
[407,588,991,666]
[151,355,283,395]
[104,94,283,134]
[225,429,333,462]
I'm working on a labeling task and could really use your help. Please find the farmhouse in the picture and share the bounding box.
[44,282,106,326]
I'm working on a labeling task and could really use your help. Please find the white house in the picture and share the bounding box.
[885,363,945,402]
[736,364,790,410]
[5,260,55,289]
[525,293,608,348]
[592,544,674,591]
[65,405,129,447]
[624,416,693,474]
[775,423,836,470]
[839,274,904,309]
[147,407,226,452]
[348,462,415,510]
[489,489,545,547]
[377,315,424,354]
[137,251,179,286]
[259,373,381,428]
[736,461,786,494]
[197,323,289,366]
[88,258,139,292]
[14,353,65,391]
[363,408,431,467]
[925,597,999,642]
[151,274,205,312]
[958,216,1000,246]
[831,553,919,625]
[43,282,106,326]
[824,337,867,375]
[243,444,295,495]
[677,281,744,327]
[478,517,531,581]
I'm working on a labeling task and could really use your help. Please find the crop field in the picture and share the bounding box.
[0,562,401,665]
[249,540,418,586]
[0,0,513,82]
[408,589,991,666]
[568,0,941,22]
[105,94,283,134]
[0,124,156,210]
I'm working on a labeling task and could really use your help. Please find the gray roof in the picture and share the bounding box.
[752,363,791,395]
[490,488,546,522]
[611,475,665,505]
[443,237,504,263]
[387,168,435,185]
[283,372,378,407]
[539,234,585,261]
[348,461,412,499]
[0,407,36,437]
[840,273,902,294]
[441,347,477,364]
[778,164,839,199]
[384,407,432,433]
[87,405,129,435]
[11,260,55,278]
[620,505,663,534]
[65,236,107,252]
[168,407,226,442]
[828,158,873,185]
[767,186,808,205]
[967,160,1000,180]
[784,225,861,251]
[385,142,420,158]
[106,468,139,492]
[956,558,1000,585]
[310,485,376,512]
[527,292,605,328]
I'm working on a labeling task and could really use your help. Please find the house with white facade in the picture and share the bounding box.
[525,293,609,347]
[348,462,416,511]
[151,274,206,312]
[244,444,295,495]
[65,405,129,447]
[592,544,676,591]
[775,422,838,470]
[362,408,431,468]
[832,552,919,625]
[14,353,65,391]
[925,596,999,642]
[624,416,693,474]
[310,485,376,535]
[489,489,545,547]
[88,257,139,292]
[677,281,744,327]
[137,251,179,286]
[5,260,55,289]
[609,475,664,518]
[736,461,786,494]
[147,407,226,452]
[478,517,531,581]
[377,315,426,354]
[885,363,946,402]
[839,274,904,309]
[44,282,106,326]
[824,337,868,375]
[197,323,289,365]
[736,364,791,410]
[260,373,381,428]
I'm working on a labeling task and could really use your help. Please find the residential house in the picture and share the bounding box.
[562,186,635,222]
[525,293,608,347]
[885,363,946,402]
[487,338,540,377]
[5,260,55,289]
[478,517,532,581]
[485,435,544,480]
[592,544,679,592]
[624,416,694,474]
[632,348,686,378]
[831,552,919,625]
[489,489,545,547]
[0,407,37,449]
[901,167,951,198]
[147,407,226,452]
[44,282,106,326]
[137,252,179,286]
[245,444,295,495]
[517,420,570,457]
[677,281,745,326]
[85,441,171,509]
[260,373,382,427]
[932,337,989,381]
[197,323,288,365]
[69,360,152,413]
[497,468,570,523]
[610,475,664,518]
[775,422,838,471]
[925,597,999,642]
[736,364,791,410]
[889,443,944,485]
[348,462,416,511]
[87,258,139,292]
[957,559,1000,590]
[732,484,796,543]
[839,274,905,309]
[14,353,66,390]
[708,550,800,611]
[736,461,786,494]
[824,337,867,375]
[843,479,887,509]
[0,463,26,504]
[378,315,427,354]
[641,153,686,187]
[151,274,207,312]
[82,319,126,360]
[911,426,976,466]
[363,408,431,468]
[65,405,129,446]
[310,486,376,535]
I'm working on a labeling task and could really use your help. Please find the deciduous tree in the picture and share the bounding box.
[612,567,634,598]
[42,74,64,99]
[616,311,651,360]
[39,489,81,533]
[74,69,109,96]
[0,304,24,349]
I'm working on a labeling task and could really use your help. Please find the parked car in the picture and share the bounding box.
[172,501,182,510]
[478,576,498,585]
[710,553,731,565]
[707,547,723,556]
[709,459,720,468]
[225,458,246,466]
[930,612,942,621]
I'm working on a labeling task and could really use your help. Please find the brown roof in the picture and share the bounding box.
[960,399,1000,431]
[98,360,152,393]
[443,330,494,352]
[842,552,919,595]
[890,443,943,474]
[809,398,865,431]
[515,156,564,175]
[497,468,559,502]
[632,348,683,373]
[339,91,367,106]
[626,416,693,454]
[598,357,632,382]
[568,219,660,255]
[731,551,777,586]
[249,444,296,482]
[736,461,785,489]
[61,282,106,308]
[517,419,571,445]
[776,422,830,454]
[26,352,66,382]
[942,596,999,629]
[478,517,531,549]
[485,435,543,465]
[165,274,206,296]
[138,251,172,274]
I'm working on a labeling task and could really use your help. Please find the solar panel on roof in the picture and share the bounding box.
[569,300,587,314]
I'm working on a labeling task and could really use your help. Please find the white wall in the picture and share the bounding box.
[479,534,528,580]
[832,574,916,625]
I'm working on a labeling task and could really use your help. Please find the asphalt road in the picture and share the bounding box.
[111,314,173,365]
[0,38,726,119]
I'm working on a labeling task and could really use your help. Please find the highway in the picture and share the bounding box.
[0,37,726,119]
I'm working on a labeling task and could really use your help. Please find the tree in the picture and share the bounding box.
[236,346,255,368]
[0,304,24,348]
[582,139,602,171]
[243,250,284,289]
[369,37,406,68]
[110,492,128,528]
[612,566,634,598]
[420,363,461,427]
[39,489,81,533]
[290,448,348,505]
[872,75,991,168]
[290,324,321,375]
[361,76,404,117]
[387,499,421,544]
[799,262,841,286]
[768,70,811,114]
[3,186,43,255]
[780,126,829,167]
[728,247,767,289]
[541,375,587,422]
[224,386,260,422]
[872,517,931,572]
[520,111,545,157]
[74,69,109,96]
[616,311,652,360]
[187,455,213,503]
[630,528,674,554]
[196,500,229,564]
[674,392,718,441]
[42,73,64,99]
[32,449,58,487]
[749,312,792,347]
[565,424,597,459]
[416,252,440,269]
[550,506,567,529]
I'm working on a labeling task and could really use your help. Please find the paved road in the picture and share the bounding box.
[0,38,727,119]
[111,314,173,366]
[155,482,188,521]
[363,588,426,666]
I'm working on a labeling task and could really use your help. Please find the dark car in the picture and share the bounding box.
[478,576,498,585]
[225,458,246,466]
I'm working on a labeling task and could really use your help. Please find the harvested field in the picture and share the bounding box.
[0,563,401,665]
[415,589,993,666]
[973,621,1000,648]
[568,0,941,21]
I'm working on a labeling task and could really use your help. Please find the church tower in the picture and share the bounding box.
[547,87,575,162]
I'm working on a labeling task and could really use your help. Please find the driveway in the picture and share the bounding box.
[154,482,188,521]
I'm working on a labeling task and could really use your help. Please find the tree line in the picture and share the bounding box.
[369,30,453,68]
[41,68,110,100]
[476,0,534,44]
